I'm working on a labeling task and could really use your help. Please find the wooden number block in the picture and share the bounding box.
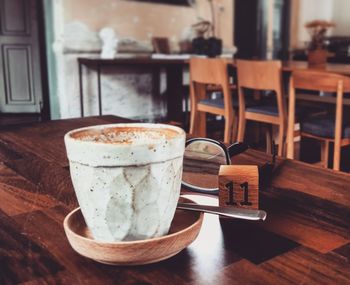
[219,165,259,210]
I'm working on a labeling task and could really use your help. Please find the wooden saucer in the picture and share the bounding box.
[63,199,204,265]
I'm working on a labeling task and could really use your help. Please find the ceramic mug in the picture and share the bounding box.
[64,123,186,242]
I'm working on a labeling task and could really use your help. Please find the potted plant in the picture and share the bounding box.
[187,0,222,57]
[305,20,335,66]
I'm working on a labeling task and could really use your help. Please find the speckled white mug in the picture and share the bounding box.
[64,123,185,242]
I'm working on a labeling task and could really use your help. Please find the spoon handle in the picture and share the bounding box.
[177,203,267,221]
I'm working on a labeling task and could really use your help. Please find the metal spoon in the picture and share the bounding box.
[177,203,267,221]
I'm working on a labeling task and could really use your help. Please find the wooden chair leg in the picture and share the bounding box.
[333,140,341,171]
[231,114,238,142]
[224,115,233,144]
[265,125,272,155]
[320,140,330,169]
[190,109,206,138]
[237,115,246,142]
[286,126,295,159]
[190,82,207,137]
[189,107,197,136]
[278,123,285,157]
[287,80,296,159]
[197,112,206,137]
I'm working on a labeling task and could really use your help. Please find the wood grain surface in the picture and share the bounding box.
[0,115,349,285]
[218,165,259,209]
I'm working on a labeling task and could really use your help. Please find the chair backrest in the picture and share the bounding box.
[236,60,285,122]
[189,57,232,115]
[291,69,350,93]
[190,58,230,86]
[236,60,282,91]
[289,70,350,154]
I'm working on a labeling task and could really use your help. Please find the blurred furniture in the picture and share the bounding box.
[282,61,350,75]
[76,56,350,131]
[236,60,287,156]
[151,37,171,54]
[327,36,350,63]
[191,37,223,57]
[293,37,350,64]
[287,70,350,170]
[189,58,235,143]
[77,57,185,123]
[1,115,349,284]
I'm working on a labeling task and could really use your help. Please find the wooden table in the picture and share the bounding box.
[78,57,186,122]
[282,60,350,75]
[1,116,348,284]
[282,61,350,106]
[77,56,350,123]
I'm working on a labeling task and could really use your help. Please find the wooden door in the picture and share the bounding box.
[0,0,44,113]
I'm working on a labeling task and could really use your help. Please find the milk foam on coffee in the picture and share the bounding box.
[66,124,184,167]
[71,127,178,144]
[64,123,186,242]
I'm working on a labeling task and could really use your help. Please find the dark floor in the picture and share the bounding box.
[0,114,41,127]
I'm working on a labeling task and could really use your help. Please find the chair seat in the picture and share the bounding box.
[246,104,279,116]
[199,97,238,108]
[295,105,326,120]
[246,104,326,118]
[199,97,257,109]
[301,114,350,139]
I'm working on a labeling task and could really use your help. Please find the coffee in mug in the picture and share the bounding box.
[64,123,185,242]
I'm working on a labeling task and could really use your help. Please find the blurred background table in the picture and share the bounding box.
[78,57,188,122]
[282,60,350,75]
[78,57,350,125]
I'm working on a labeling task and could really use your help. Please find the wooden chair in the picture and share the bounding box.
[287,70,350,171]
[189,58,235,143]
[236,60,287,156]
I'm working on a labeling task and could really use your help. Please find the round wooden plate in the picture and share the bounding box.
[63,198,204,265]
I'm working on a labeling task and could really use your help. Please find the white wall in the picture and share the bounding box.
[293,0,350,48]
[332,0,350,36]
[51,0,234,120]
[297,0,334,47]
[63,0,233,50]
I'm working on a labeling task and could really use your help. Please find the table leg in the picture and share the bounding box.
[79,62,84,117]
[152,66,161,98]
[97,64,102,116]
[166,65,183,123]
